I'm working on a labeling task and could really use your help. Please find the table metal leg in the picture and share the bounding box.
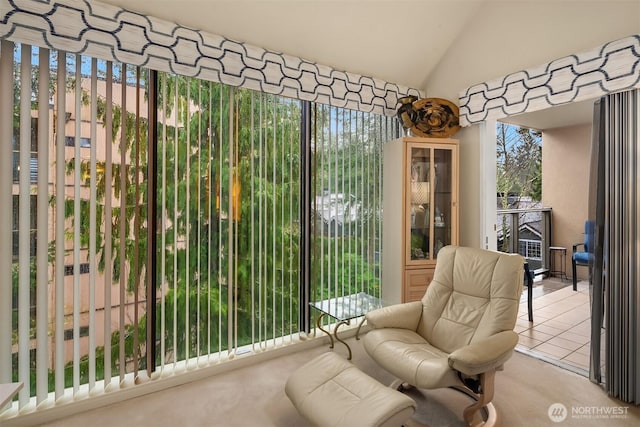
[355,316,367,340]
[316,313,334,349]
[333,320,352,360]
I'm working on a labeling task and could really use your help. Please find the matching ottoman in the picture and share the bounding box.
[285,352,415,426]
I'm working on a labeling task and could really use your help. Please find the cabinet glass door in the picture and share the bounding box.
[433,148,453,258]
[406,142,455,264]
[407,146,431,262]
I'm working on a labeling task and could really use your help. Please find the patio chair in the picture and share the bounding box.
[571,221,595,291]
[363,246,523,427]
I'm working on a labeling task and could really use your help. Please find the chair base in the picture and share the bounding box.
[392,371,499,427]
[401,403,497,427]
[572,260,591,292]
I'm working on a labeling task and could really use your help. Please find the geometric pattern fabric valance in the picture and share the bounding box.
[459,34,640,126]
[0,0,422,116]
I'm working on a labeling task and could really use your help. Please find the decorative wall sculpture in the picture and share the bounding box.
[459,34,640,126]
[0,0,422,116]
[397,96,460,138]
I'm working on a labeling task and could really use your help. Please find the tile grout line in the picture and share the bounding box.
[516,279,592,371]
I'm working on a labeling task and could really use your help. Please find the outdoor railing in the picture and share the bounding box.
[496,207,552,274]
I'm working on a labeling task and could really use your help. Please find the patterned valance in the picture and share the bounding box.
[459,34,640,126]
[0,0,422,116]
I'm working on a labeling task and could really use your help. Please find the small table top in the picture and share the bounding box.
[310,292,384,322]
[549,246,567,251]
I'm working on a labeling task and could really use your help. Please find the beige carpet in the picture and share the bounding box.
[34,336,639,427]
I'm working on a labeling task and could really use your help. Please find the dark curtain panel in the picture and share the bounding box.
[592,90,640,404]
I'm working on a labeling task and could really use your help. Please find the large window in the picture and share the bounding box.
[3,44,151,404]
[155,76,303,364]
[1,41,398,411]
[310,105,396,309]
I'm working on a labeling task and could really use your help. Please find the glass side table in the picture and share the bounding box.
[310,292,384,360]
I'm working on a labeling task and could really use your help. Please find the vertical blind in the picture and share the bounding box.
[0,41,398,418]
[591,90,640,404]
[0,43,150,410]
[310,104,397,315]
[155,74,303,370]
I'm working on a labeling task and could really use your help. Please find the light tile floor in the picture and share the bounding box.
[515,276,599,375]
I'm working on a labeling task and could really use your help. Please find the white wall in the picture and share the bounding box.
[423,0,640,247]
[455,125,482,247]
[426,0,640,102]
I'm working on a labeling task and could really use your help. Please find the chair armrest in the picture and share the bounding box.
[573,242,585,253]
[448,331,519,376]
[365,301,423,331]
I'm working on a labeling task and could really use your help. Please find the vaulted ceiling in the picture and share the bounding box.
[97,0,484,91]
[97,0,638,130]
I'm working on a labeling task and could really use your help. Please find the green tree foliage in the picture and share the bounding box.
[310,107,385,302]
[496,122,542,252]
[496,123,542,204]
[157,76,302,360]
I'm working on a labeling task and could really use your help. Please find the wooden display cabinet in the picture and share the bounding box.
[382,137,459,303]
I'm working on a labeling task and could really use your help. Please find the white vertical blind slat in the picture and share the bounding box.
[54,50,66,400]
[232,93,238,354]
[258,93,264,349]
[280,100,285,341]
[288,101,294,339]
[73,54,82,395]
[160,73,167,370]
[348,110,353,296]
[263,94,267,347]
[118,64,127,383]
[207,81,213,360]
[339,109,344,297]
[316,104,324,306]
[331,108,344,297]
[172,75,178,369]
[185,80,191,364]
[227,87,234,355]
[271,97,276,346]
[377,115,382,297]
[103,61,113,387]
[196,80,202,360]
[89,57,98,391]
[18,43,31,407]
[358,111,363,294]
[217,87,223,359]
[132,67,141,378]
[0,40,14,391]
[36,46,50,405]
[362,112,367,295]
[249,93,256,349]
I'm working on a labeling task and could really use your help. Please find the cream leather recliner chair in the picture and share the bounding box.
[363,246,523,427]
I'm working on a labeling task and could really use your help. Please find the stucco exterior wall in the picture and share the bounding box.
[542,124,592,280]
